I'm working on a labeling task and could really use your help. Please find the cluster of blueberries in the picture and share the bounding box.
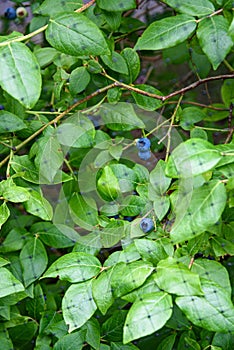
[136,137,151,160]
[4,6,27,20]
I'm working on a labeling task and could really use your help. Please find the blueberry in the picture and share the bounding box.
[138,150,151,160]
[16,7,28,19]
[0,105,4,110]
[136,137,151,151]
[124,216,134,222]
[4,7,17,20]
[140,218,154,233]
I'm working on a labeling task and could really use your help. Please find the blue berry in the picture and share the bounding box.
[124,216,134,222]
[0,105,4,110]
[4,7,17,20]
[136,137,151,151]
[140,218,154,233]
[138,150,151,160]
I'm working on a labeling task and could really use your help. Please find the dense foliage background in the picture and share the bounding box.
[0,0,234,349]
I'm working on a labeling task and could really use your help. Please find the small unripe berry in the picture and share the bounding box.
[16,7,28,19]
[140,218,154,233]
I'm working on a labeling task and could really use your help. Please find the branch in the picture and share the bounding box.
[113,74,234,102]
[0,82,115,169]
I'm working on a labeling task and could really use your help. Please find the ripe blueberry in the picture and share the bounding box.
[16,7,28,19]
[136,137,151,151]
[138,150,151,160]
[0,105,4,110]
[140,218,154,233]
[4,7,17,20]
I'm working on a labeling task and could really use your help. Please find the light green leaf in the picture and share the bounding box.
[153,195,170,220]
[176,279,234,333]
[69,67,90,95]
[221,79,234,107]
[109,164,137,193]
[35,134,64,183]
[92,267,115,315]
[120,195,147,217]
[121,48,140,83]
[170,180,227,243]
[163,0,215,17]
[35,0,83,17]
[197,16,233,70]
[155,257,203,296]
[69,193,99,230]
[0,257,9,267]
[0,202,10,229]
[165,138,222,178]
[135,15,196,51]
[97,0,136,12]
[150,159,172,196]
[122,273,161,303]
[24,190,53,221]
[131,84,163,111]
[62,280,97,332]
[101,51,129,75]
[179,107,206,131]
[97,166,120,201]
[100,221,125,248]
[123,292,173,343]
[20,238,48,287]
[0,42,41,108]
[111,261,154,298]
[42,252,101,283]
[2,186,30,203]
[54,330,86,350]
[99,103,145,131]
[134,239,170,265]
[46,13,109,56]
[0,267,25,298]
[0,111,27,133]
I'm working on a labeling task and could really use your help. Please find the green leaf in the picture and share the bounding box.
[155,257,203,296]
[197,16,233,70]
[2,186,30,203]
[170,180,227,243]
[179,107,206,131]
[57,114,95,148]
[212,332,234,350]
[122,273,161,303]
[165,138,222,178]
[163,0,215,17]
[135,15,197,51]
[92,267,115,315]
[156,333,176,350]
[69,67,90,95]
[100,221,125,248]
[0,42,41,108]
[0,257,10,267]
[24,190,53,221]
[97,166,121,201]
[69,193,99,230]
[221,79,234,107]
[121,48,140,83]
[42,252,101,283]
[32,222,79,248]
[111,261,154,298]
[131,84,163,111]
[212,236,234,256]
[102,310,127,342]
[120,195,147,216]
[109,164,137,193]
[54,330,86,350]
[34,47,59,68]
[101,51,129,75]
[62,280,97,332]
[150,159,172,196]
[0,202,10,229]
[97,0,136,12]
[111,343,139,350]
[0,267,24,298]
[81,318,100,350]
[176,279,234,333]
[153,195,170,220]
[35,0,83,17]
[0,111,27,133]
[123,292,173,343]
[134,239,170,265]
[20,238,48,287]
[35,134,64,183]
[46,13,110,56]
[99,103,145,131]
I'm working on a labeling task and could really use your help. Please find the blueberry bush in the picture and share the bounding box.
[0,0,234,349]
